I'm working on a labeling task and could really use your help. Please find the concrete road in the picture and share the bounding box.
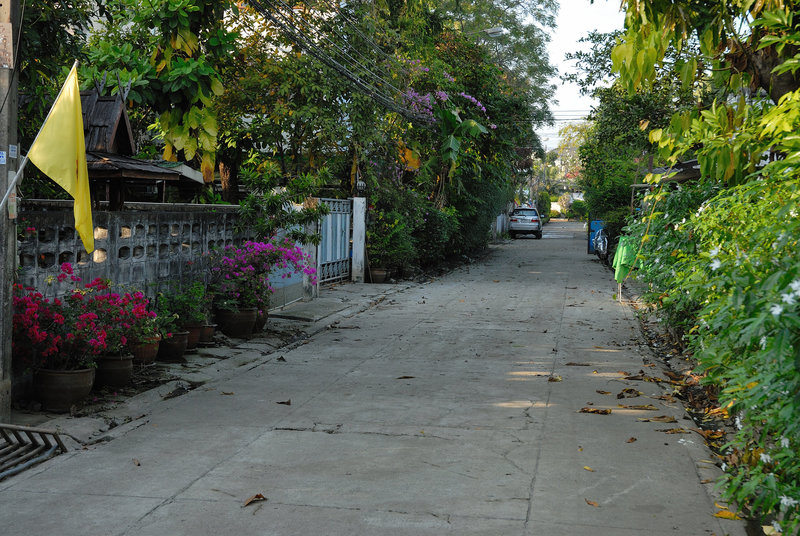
[0,221,744,535]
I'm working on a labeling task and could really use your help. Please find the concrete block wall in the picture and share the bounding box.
[16,201,304,308]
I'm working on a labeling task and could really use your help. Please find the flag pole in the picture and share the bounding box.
[0,60,79,212]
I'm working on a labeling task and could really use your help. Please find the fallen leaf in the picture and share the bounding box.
[583,466,594,472]
[626,437,637,443]
[243,493,268,507]
[713,510,741,520]
[548,375,563,382]
[276,399,291,405]
[638,415,677,423]
[655,428,692,434]
[579,407,611,415]
[663,370,683,381]
[132,458,141,466]
[221,391,235,396]
[565,362,592,367]
[276,356,286,362]
[715,502,730,510]
[616,388,643,399]
[585,498,600,507]
[700,479,714,484]
[596,390,612,395]
[691,428,726,440]
[396,376,415,379]
[617,404,658,410]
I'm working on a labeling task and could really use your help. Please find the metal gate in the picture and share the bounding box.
[317,198,352,283]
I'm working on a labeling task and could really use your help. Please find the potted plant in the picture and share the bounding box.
[126,294,161,364]
[209,239,316,337]
[157,282,210,349]
[366,209,414,282]
[11,263,135,409]
[154,295,189,361]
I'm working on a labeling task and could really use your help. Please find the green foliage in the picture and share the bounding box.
[625,175,800,531]
[568,199,587,221]
[236,159,331,246]
[157,281,210,329]
[536,191,551,220]
[366,209,415,270]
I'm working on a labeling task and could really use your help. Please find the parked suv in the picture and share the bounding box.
[509,208,542,239]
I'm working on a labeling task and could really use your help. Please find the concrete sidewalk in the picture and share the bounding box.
[1,221,745,535]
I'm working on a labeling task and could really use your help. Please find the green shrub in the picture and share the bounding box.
[626,177,800,531]
[569,199,588,220]
[550,209,560,218]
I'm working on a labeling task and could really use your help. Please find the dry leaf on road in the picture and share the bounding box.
[583,466,594,472]
[713,510,741,520]
[579,407,611,415]
[548,375,563,382]
[585,498,600,507]
[566,362,592,366]
[638,415,677,423]
[626,437,637,443]
[616,388,642,399]
[243,493,268,507]
[596,390,612,395]
[276,399,292,405]
[656,428,692,434]
[618,404,658,410]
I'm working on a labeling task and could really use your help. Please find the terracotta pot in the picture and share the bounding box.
[369,268,388,283]
[33,368,95,413]
[157,331,189,362]
[184,323,204,350]
[199,324,217,343]
[252,311,268,333]
[94,354,134,389]
[215,308,257,338]
[130,337,161,364]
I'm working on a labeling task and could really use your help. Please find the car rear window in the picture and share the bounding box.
[513,209,538,217]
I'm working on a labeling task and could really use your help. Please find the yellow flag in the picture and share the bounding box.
[28,65,94,253]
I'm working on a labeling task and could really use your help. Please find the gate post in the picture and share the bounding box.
[352,197,366,283]
[303,218,319,301]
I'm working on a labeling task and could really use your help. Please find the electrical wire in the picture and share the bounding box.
[0,0,26,119]
[247,0,429,123]
[264,0,405,96]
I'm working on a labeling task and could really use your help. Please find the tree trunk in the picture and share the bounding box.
[219,153,240,204]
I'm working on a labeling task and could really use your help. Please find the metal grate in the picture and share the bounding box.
[0,424,67,481]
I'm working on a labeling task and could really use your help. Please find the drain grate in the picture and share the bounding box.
[0,424,67,480]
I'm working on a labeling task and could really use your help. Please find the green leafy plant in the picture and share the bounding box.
[157,281,210,330]
[366,209,415,270]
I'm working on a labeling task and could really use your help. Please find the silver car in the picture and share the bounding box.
[509,208,542,239]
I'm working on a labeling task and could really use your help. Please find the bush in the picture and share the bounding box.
[549,209,561,218]
[569,199,588,220]
[626,177,800,532]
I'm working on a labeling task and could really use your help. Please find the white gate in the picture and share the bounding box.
[317,198,351,283]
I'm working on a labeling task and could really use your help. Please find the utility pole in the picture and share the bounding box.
[0,0,18,421]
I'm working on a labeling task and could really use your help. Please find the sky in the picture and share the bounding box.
[537,0,626,151]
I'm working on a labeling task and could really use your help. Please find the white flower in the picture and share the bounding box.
[781,437,790,448]
[709,246,720,257]
[782,293,797,305]
[711,259,722,270]
[760,336,768,350]
[772,521,783,533]
[721,463,728,472]
[735,416,743,429]
[780,495,799,508]
[760,453,772,464]
[771,304,784,317]
[790,279,800,294]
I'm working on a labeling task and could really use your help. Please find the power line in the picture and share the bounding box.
[246,1,430,123]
